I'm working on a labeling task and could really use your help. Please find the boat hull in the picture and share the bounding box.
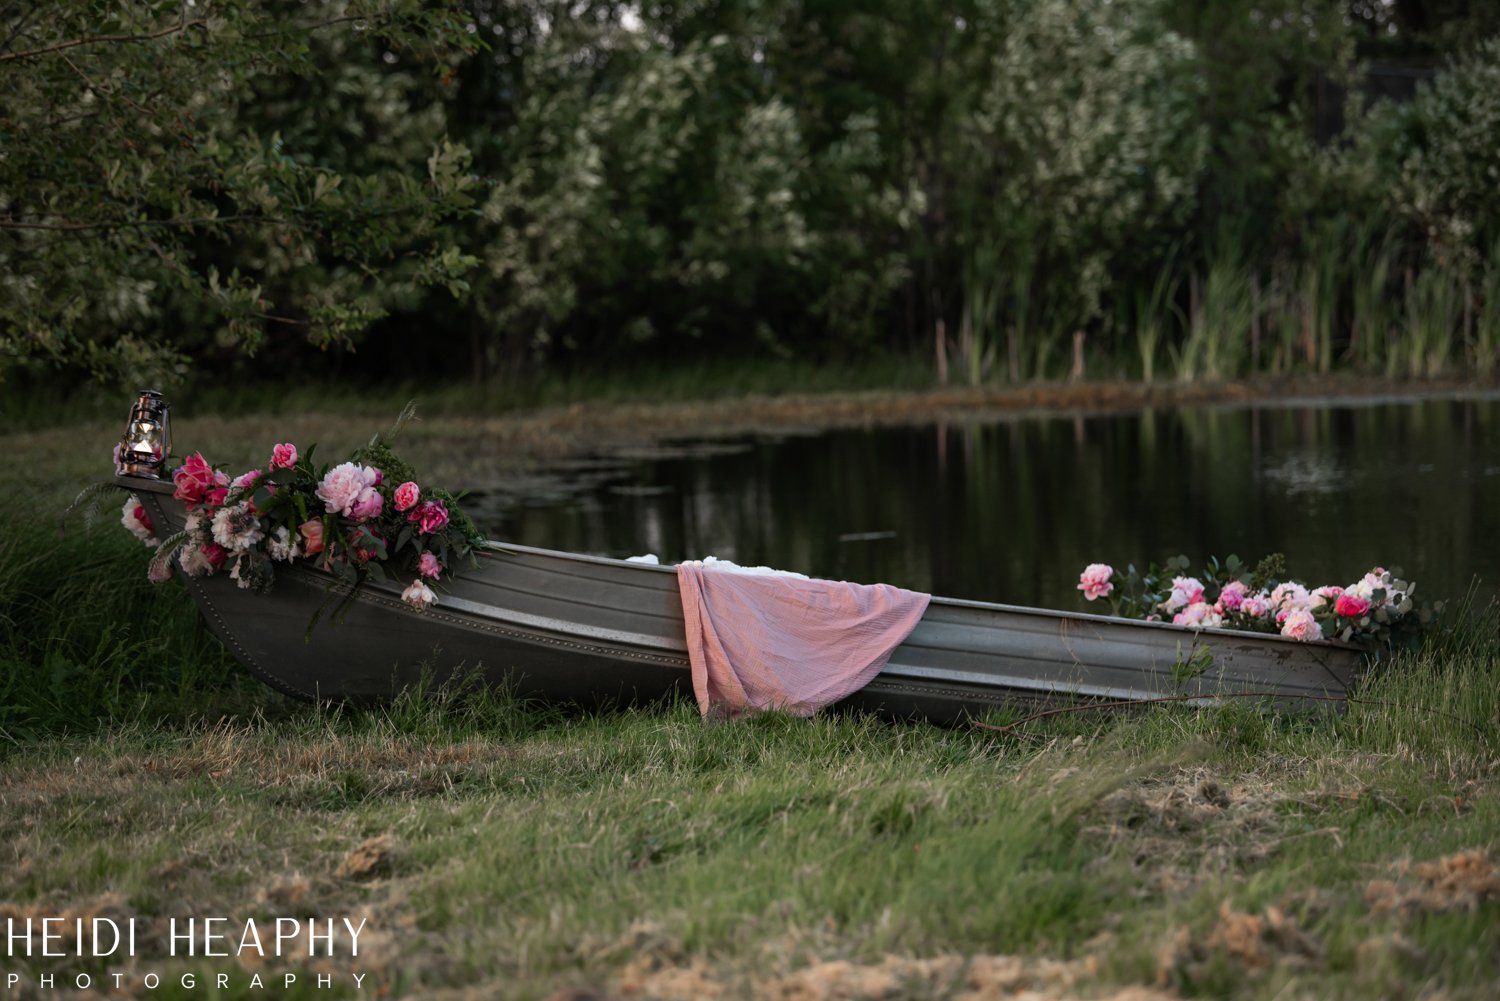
[125,477,1360,722]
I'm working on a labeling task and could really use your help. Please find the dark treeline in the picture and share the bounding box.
[5,1,1500,389]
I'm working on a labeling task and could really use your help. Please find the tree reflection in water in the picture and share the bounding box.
[469,395,1500,610]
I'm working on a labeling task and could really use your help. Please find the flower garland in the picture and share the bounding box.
[1077,554,1437,652]
[123,412,484,613]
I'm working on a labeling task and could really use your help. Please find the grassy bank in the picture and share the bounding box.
[6,391,1499,999]
[2,503,1498,999]
[1,621,1496,999]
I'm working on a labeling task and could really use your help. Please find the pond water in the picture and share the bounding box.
[465,393,1500,611]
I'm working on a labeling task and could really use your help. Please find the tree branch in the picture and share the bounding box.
[0,17,207,63]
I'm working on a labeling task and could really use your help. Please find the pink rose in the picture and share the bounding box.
[408,500,449,534]
[317,462,380,517]
[418,551,442,579]
[299,520,325,556]
[172,453,228,509]
[401,579,436,610]
[1077,563,1114,601]
[1216,581,1248,613]
[201,542,228,570]
[270,443,298,469]
[1333,593,1371,618]
[1280,609,1323,642]
[205,486,229,509]
[232,468,263,490]
[394,481,421,512]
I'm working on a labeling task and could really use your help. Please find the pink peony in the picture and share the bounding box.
[1279,609,1323,642]
[1077,563,1114,601]
[350,488,383,522]
[1333,593,1371,618]
[317,462,380,517]
[299,520,325,556]
[418,551,442,579]
[394,481,421,512]
[1161,576,1205,614]
[409,500,449,534]
[1216,580,1248,613]
[1240,594,1271,619]
[1172,601,1222,629]
[401,579,436,610]
[270,442,298,469]
[1270,581,1312,613]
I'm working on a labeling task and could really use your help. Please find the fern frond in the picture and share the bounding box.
[63,481,125,525]
[149,531,190,580]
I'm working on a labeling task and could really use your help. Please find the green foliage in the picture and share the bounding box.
[1360,36,1500,276]
[0,1,481,385]
[5,1,1500,384]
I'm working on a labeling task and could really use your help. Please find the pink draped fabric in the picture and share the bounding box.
[676,561,931,718]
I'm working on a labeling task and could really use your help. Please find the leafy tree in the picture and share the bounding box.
[0,0,481,385]
[1355,37,1500,274]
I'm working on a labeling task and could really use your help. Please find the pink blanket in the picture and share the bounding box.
[676,561,931,718]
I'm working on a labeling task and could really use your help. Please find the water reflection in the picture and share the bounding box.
[466,395,1500,610]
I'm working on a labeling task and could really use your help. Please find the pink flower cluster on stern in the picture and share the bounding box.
[130,418,484,618]
[1075,555,1432,651]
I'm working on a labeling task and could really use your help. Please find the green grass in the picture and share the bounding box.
[1,352,939,433]
[3,501,1498,998]
[7,402,1500,999]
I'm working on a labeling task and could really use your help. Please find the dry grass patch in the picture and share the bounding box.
[1366,850,1500,915]
[336,836,397,880]
[566,921,1181,1001]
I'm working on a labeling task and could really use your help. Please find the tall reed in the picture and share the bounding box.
[1132,256,1183,384]
[1347,223,1399,372]
[0,504,249,741]
[1174,243,1253,382]
[1400,265,1461,378]
[1471,238,1500,377]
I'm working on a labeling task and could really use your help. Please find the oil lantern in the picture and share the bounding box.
[117,390,172,478]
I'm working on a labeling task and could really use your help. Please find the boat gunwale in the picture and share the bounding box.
[118,473,1364,659]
